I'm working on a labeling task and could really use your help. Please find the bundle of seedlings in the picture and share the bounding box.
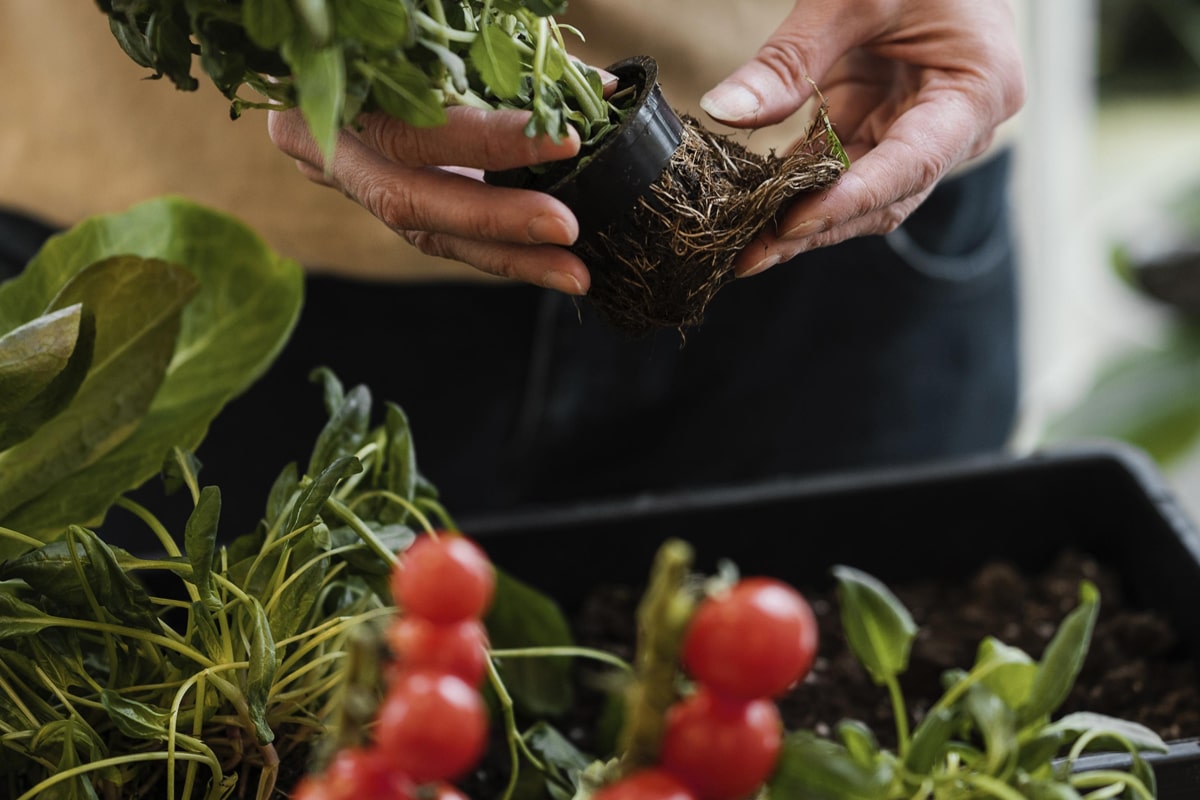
[95,0,848,335]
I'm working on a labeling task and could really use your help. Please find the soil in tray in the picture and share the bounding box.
[569,549,1200,752]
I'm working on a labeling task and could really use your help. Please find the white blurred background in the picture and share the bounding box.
[1014,0,1200,515]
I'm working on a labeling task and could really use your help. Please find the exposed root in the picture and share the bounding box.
[584,108,847,337]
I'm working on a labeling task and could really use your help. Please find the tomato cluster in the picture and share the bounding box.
[597,577,818,800]
[294,533,496,800]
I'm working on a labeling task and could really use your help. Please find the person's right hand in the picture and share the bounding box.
[267,106,591,295]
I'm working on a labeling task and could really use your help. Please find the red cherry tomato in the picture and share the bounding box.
[392,534,496,623]
[659,688,783,800]
[312,746,414,800]
[592,768,699,800]
[681,577,818,699]
[387,616,490,687]
[374,670,489,782]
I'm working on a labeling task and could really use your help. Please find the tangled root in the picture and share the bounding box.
[585,109,847,337]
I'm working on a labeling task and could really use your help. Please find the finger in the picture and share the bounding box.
[331,136,580,247]
[699,3,871,128]
[353,106,581,170]
[401,230,591,295]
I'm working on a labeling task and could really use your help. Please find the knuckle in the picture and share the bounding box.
[360,175,424,232]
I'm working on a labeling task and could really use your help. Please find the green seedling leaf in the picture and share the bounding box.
[1022,780,1084,800]
[1019,582,1099,726]
[974,636,1037,709]
[243,0,295,48]
[365,58,447,128]
[334,0,415,48]
[0,198,302,549]
[310,366,347,416]
[185,486,222,609]
[332,522,414,575]
[309,383,371,477]
[265,462,301,525]
[294,0,333,44]
[836,720,880,767]
[161,446,203,498]
[485,569,575,716]
[283,37,347,168]
[0,304,94,453]
[964,683,1018,776]
[189,601,226,663]
[247,597,278,744]
[905,707,957,774]
[471,21,523,100]
[378,402,419,521]
[267,521,331,641]
[524,721,595,796]
[769,731,894,800]
[833,565,917,685]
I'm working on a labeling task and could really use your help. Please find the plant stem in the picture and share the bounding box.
[488,646,633,673]
[618,539,696,775]
[887,675,912,756]
[1071,770,1156,800]
[324,497,403,566]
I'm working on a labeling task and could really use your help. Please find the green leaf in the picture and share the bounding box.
[283,455,362,535]
[365,58,447,128]
[974,637,1037,709]
[471,22,523,100]
[0,304,94,452]
[1044,711,1169,754]
[1019,582,1099,725]
[524,721,596,794]
[266,521,331,641]
[485,569,574,716]
[265,462,301,525]
[243,0,295,48]
[75,526,160,631]
[334,0,414,48]
[832,565,918,685]
[905,707,957,774]
[189,601,226,663]
[769,731,894,800]
[332,522,414,574]
[294,0,334,44]
[964,683,1017,776]
[0,256,195,537]
[0,592,54,642]
[836,720,880,767]
[246,597,278,744]
[0,198,302,549]
[1021,780,1084,800]
[185,486,223,609]
[309,384,371,477]
[99,688,170,740]
[283,37,346,167]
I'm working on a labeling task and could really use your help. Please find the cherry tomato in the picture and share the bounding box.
[681,577,818,699]
[591,768,699,800]
[659,688,782,800]
[309,746,414,800]
[374,670,489,782]
[387,616,490,687]
[392,534,496,623]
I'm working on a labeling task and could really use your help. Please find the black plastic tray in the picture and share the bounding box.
[461,441,1200,797]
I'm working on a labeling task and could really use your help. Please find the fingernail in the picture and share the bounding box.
[543,271,586,296]
[782,218,826,240]
[528,215,575,245]
[738,254,781,279]
[700,82,761,124]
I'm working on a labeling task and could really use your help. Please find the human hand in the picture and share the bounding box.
[267,106,590,295]
[698,0,1026,277]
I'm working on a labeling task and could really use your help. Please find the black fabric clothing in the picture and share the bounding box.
[0,149,1019,536]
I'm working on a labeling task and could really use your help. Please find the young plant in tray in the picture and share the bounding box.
[96,0,847,334]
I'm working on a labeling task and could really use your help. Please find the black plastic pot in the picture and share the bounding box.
[461,441,1200,799]
[485,55,683,257]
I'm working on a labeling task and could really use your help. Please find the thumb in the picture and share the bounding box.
[700,4,858,128]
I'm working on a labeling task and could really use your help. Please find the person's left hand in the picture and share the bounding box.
[697,0,1026,277]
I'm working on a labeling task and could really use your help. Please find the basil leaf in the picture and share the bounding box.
[769,730,893,800]
[282,37,347,167]
[366,58,447,128]
[243,0,295,49]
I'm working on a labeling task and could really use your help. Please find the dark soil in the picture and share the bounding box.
[570,550,1200,751]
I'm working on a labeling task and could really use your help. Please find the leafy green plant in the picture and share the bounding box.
[769,566,1168,800]
[0,197,302,556]
[96,0,616,165]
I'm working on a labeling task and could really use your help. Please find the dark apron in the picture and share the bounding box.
[0,149,1018,532]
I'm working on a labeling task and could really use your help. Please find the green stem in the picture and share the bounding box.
[15,751,225,800]
[887,675,911,756]
[959,774,1029,800]
[488,646,632,673]
[485,655,546,800]
[115,496,183,559]
[0,526,44,549]
[325,496,404,566]
[415,9,478,42]
[1071,770,1156,800]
